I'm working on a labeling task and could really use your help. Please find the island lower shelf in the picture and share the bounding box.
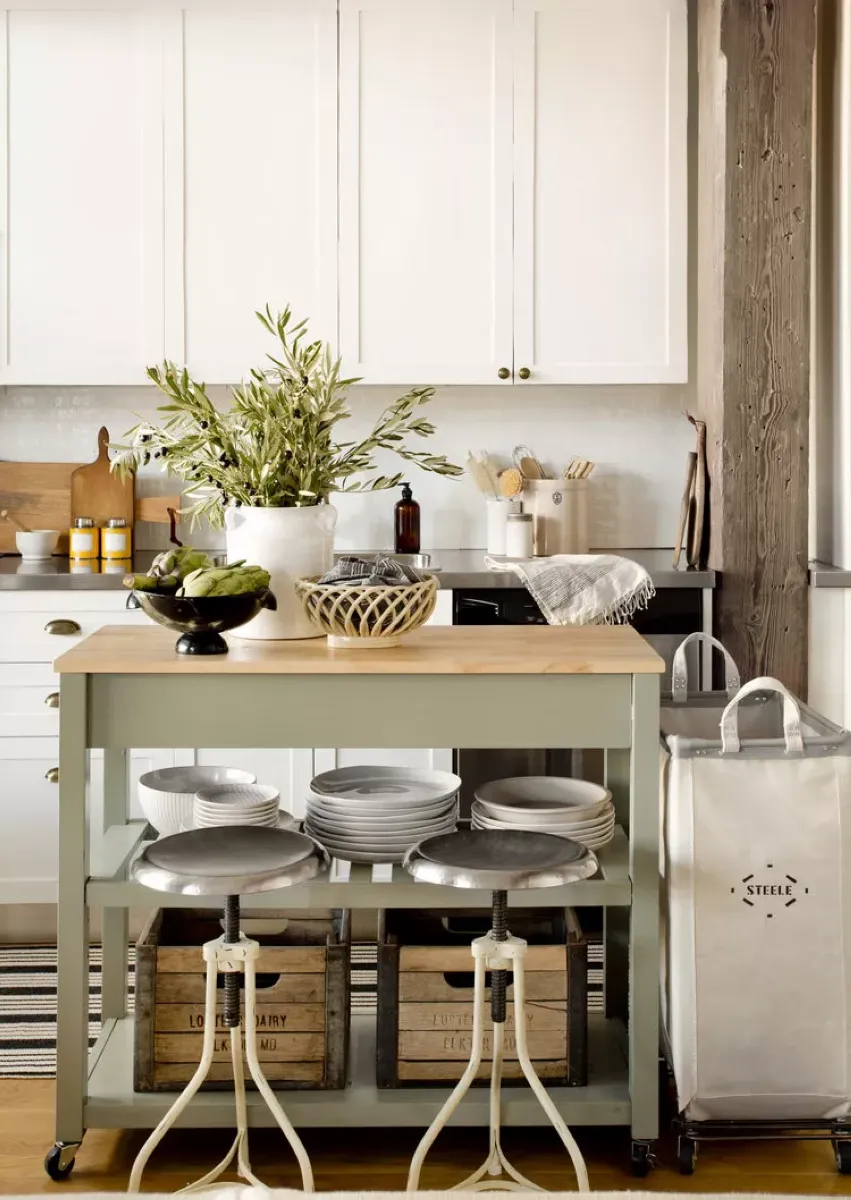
[85,1013,631,1130]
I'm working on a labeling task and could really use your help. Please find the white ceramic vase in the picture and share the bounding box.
[225,504,337,640]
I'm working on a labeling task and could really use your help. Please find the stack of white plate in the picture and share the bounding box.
[193,783,296,831]
[305,766,462,864]
[472,777,615,850]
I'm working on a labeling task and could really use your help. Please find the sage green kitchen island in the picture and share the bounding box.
[50,623,663,1178]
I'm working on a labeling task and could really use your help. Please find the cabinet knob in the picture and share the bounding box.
[44,619,81,636]
[45,767,59,784]
[518,367,531,380]
[45,692,60,709]
[497,367,511,380]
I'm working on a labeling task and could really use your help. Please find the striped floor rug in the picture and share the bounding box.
[0,943,378,1079]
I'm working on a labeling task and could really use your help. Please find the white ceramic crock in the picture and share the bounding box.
[225,504,337,639]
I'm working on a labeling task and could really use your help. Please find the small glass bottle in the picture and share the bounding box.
[101,517,132,560]
[505,511,533,559]
[394,482,421,554]
[68,517,99,560]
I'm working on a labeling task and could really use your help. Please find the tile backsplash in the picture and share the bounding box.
[0,382,693,551]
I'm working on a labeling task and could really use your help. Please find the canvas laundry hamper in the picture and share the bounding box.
[660,634,851,1122]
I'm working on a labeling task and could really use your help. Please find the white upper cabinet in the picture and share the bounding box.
[0,7,164,385]
[513,0,687,384]
[174,1,337,380]
[339,0,514,386]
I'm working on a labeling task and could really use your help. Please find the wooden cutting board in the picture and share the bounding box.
[70,426,134,528]
[0,461,81,553]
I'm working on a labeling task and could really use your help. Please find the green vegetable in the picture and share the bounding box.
[179,564,271,598]
[150,546,212,581]
[123,573,179,592]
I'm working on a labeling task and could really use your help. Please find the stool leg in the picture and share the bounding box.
[243,951,314,1191]
[512,953,590,1193]
[128,947,220,1193]
[406,950,488,1192]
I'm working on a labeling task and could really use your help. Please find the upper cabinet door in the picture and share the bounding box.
[513,0,688,385]
[0,8,164,385]
[173,1,337,382]
[339,0,514,386]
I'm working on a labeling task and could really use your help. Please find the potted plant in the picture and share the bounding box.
[113,306,462,639]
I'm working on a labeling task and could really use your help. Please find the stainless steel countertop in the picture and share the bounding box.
[809,561,851,588]
[0,547,715,591]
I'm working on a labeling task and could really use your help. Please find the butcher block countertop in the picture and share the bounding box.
[54,623,665,676]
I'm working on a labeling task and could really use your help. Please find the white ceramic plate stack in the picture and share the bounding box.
[305,766,462,864]
[472,777,615,850]
[193,783,297,831]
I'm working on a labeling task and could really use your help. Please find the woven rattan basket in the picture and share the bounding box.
[294,573,439,648]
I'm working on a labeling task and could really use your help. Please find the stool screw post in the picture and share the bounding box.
[223,895,241,1029]
[491,889,508,1025]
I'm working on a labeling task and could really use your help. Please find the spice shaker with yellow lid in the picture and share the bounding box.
[101,517,132,560]
[69,517,99,560]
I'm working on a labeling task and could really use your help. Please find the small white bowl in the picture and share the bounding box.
[138,766,256,836]
[16,529,60,560]
[194,783,280,829]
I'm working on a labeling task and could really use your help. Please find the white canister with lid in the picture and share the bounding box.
[485,497,521,555]
[504,511,533,559]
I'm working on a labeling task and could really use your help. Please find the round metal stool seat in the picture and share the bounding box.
[127,825,328,1195]
[132,825,327,896]
[402,827,596,1194]
[404,828,598,890]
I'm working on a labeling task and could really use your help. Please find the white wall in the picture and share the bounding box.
[0,381,694,552]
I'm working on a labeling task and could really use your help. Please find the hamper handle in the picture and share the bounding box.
[720,676,804,754]
[671,633,740,702]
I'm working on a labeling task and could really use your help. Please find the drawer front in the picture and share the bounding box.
[0,609,149,663]
[0,684,60,736]
[0,755,61,901]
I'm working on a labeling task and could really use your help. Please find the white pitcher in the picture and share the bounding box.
[225,505,337,639]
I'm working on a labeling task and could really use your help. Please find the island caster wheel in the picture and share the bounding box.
[677,1134,697,1175]
[833,1139,851,1174]
[630,1140,654,1178]
[44,1142,79,1181]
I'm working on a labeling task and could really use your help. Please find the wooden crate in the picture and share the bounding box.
[376,908,587,1088]
[134,908,349,1092]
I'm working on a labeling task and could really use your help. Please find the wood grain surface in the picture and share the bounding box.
[0,461,80,553]
[54,623,665,676]
[70,426,134,529]
[1,1077,845,1193]
[697,0,815,695]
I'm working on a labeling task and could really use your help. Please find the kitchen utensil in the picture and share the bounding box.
[475,776,611,816]
[194,783,281,829]
[70,426,135,529]
[15,529,60,560]
[673,452,697,568]
[1,509,29,533]
[137,765,257,836]
[294,572,438,648]
[310,764,462,805]
[0,462,81,553]
[498,467,524,499]
[512,445,545,477]
[563,460,596,481]
[465,452,499,498]
[127,588,278,655]
[687,413,708,569]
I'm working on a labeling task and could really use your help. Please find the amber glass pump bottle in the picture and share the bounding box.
[394,482,421,554]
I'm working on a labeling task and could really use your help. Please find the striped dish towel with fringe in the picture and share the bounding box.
[486,553,655,625]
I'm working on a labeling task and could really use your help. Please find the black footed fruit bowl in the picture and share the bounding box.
[127,589,277,655]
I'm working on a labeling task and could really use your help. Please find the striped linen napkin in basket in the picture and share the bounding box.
[486,553,655,625]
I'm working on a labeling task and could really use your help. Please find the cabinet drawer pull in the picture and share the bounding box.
[45,692,60,709]
[44,619,81,636]
[518,367,531,380]
[497,366,511,380]
[45,767,59,784]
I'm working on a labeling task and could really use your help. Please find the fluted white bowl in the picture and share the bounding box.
[138,766,256,836]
